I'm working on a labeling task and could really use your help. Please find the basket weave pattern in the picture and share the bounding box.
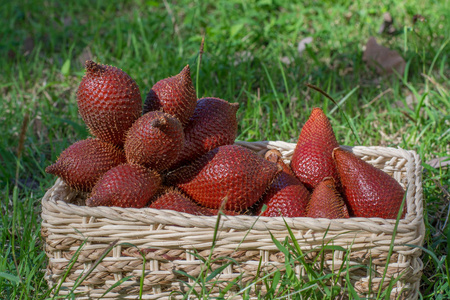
[41,141,424,299]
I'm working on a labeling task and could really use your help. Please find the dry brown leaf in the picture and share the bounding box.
[23,36,34,55]
[362,37,406,76]
[426,157,450,169]
[298,37,313,55]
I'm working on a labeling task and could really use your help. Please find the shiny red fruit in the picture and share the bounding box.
[77,61,142,146]
[306,178,349,219]
[86,164,161,208]
[125,111,184,171]
[143,65,196,125]
[167,145,281,212]
[255,172,310,217]
[333,148,405,219]
[173,97,239,168]
[290,108,340,190]
[149,188,206,215]
[45,138,125,192]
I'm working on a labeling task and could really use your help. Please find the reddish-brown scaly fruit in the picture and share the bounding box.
[264,149,295,177]
[124,111,184,171]
[306,178,349,219]
[149,188,206,215]
[45,138,126,192]
[290,108,340,190]
[86,164,161,208]
[333,148,405,219]
[167,145,281,212]
[143,65,196,125]
[172,97,239,168]
[77,61,142,146]
[255,172,310,217]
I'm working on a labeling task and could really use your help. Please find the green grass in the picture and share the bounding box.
[1,0,449,298]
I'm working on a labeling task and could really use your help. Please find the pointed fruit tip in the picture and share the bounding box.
[45,164,56,174]
[264,149,282,161]
[331,147,342,160]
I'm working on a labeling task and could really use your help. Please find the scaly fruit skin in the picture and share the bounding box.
[172,97,239,168]
[306,178,349,219]
[77,61,142,146]
[86,164,161,208]
[149,187,206,215]
[255,172,310,217]
[125,111,184,171]
[290,108,340,190]
[167,145,281,212]
[45,138,126,192]
[143,65,196,125]
[333,148,405,219]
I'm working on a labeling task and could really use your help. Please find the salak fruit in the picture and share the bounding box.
[166,145,281,212]
[173,97,239,168]
[86,164,161,208]
[149,187,206,215]
[333,147,405,219]
[306,178,349,219]
[45,138,126,192]
[124,111,184,171]
[77,60,142,146]
[143,65,197,125]
[290,108,340,190]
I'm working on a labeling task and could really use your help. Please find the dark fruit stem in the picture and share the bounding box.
[151,117,168,129]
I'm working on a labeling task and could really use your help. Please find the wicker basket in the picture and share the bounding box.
[41,141,424,299]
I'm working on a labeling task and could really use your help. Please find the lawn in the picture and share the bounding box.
[1,0,449,299]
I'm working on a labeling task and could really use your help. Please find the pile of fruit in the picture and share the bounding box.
[46,61,405,219]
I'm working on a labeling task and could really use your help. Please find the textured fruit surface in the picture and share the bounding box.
[143,65,196,125]
[306,178,349,219]
[125,111,184,171]
[149,188,205,215]
[77,61,142,146]
[45,138,126,192]
[86,164,161,208]
[333,148,405,219]
[173,97,239,167]
[264,149,295,177]
[167,145,281,211]
[291,108,340,190]
[255,172,310,217]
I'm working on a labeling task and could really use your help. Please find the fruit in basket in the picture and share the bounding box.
[172,97,239,168]
[149,187,207,215]
[166,145,282,212]
[291,108,340,190]
[124,111,184,171]
[306,178,349,219]
[86,164,161,208]
[333,147,405,219]
[255,171,310,217]
[77,60,142,146]
[143,65,196,125]
[45,138,126,192]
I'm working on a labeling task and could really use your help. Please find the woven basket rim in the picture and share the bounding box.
[42,141,424,237]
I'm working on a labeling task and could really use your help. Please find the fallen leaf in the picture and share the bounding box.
[426,157,450,169]
[298,37,313,55]
[362,37,406,76]
[23,36,34,55]
[378,12,396,35]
